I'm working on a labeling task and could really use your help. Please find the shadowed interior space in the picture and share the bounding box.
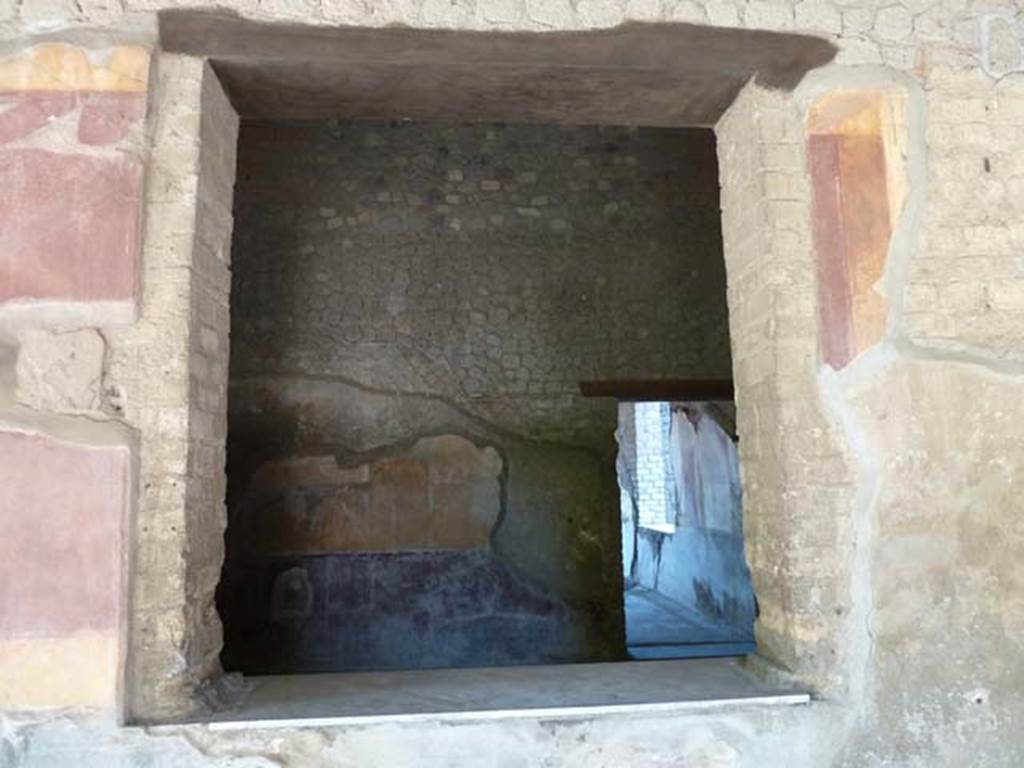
[217,118,752,674]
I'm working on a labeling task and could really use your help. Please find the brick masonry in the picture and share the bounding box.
[717,80,855,691]
[103,54,239,720]
[230,121,730,445]
[631,401,672,528]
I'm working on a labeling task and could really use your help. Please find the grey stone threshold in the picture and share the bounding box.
[197,658,809,730]
[628,642,759,660]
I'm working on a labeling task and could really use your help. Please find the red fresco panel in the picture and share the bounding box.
[0,431,127,637]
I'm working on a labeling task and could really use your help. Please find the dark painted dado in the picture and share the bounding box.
[219,550,596,673]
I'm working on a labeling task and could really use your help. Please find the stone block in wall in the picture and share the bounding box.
[807,89,907,369]
[221,549,582,674]
[16,328,105,412]
[0,429,129,709]
[0,44,148,330]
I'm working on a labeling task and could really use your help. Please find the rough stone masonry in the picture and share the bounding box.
[220,120,728,674]
[0,2,1022,767]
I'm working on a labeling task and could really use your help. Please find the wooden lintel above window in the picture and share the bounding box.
[578,379,734,402]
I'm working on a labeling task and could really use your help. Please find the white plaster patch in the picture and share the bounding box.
[16,328,105,412]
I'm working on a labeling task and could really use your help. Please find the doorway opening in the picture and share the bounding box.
[616,399,756,659]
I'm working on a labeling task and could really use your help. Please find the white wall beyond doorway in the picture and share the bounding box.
[618,402,755,658]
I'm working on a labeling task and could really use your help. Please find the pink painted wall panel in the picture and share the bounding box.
[0,431,127,637]
[0,90,147,148]
[0,148,140,303]
[0,83,145,307]
[0,92,76,144]
[78,92,147,146]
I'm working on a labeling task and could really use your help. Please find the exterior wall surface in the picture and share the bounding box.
[103,53,239,722]
[0,2,1022,767]
[0,42,148,715]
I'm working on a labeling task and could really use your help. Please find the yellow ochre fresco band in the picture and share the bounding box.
[0,44,149,93]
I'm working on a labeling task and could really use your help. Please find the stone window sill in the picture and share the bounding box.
[184,657,809,731]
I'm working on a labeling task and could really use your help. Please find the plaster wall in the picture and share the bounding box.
[0,2,1022,766]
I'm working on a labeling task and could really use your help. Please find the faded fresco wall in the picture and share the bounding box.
[0,45,240,723]
[0,43,147,712]
[222,120,730,672]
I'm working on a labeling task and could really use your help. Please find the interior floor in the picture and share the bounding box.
[625,585,755,660]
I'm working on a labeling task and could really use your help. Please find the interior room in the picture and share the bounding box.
[216,118,748,674]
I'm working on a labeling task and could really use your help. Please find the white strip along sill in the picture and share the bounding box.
[200,657,810,731]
